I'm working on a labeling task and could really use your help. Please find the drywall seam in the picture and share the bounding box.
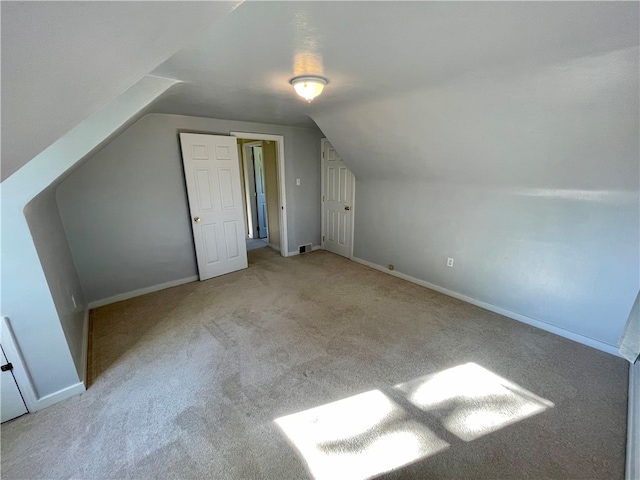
[88,276,199,309]
[352,256,622,357]
[627,361,640,480]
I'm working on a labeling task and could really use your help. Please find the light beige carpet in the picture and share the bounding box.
[1,248,629,479]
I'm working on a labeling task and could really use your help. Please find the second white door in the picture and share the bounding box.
[180,133,248,280]
[253,146,268,239]
[322,140,355,258]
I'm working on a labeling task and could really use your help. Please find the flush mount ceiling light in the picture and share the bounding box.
[290,75,328,103]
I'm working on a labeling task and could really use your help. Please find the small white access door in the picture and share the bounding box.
[253,146,268,239]
[180,133,248,280]
[322,139,355,258]
[1,346,27,423]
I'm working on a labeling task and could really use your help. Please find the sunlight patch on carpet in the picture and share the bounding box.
[275,389,449,480]
[275,363,554,479]
[395,362,554,442]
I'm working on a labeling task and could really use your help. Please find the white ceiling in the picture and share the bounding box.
[149,1,639,126]
[2,2,637,181]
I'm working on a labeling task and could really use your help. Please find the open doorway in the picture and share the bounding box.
[242,141,268,242]
[232,132,288,257]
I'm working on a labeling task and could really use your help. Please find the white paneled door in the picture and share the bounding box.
[180,133,248,280]
[322,140,355,258]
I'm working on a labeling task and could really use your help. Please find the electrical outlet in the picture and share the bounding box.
[447,258,454,268]
[296,178,301,186]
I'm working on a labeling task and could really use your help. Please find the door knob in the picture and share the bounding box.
[193,216,201,222]
[344,206,351,211]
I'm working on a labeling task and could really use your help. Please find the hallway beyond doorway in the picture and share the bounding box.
[246,238,268,251]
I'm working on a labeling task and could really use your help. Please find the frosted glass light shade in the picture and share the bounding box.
[290,76,328,102]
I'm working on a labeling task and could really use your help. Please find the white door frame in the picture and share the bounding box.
[231,132,289,257]
[250,144,269,242]
[321,138,356,259]
[242,141,262,239]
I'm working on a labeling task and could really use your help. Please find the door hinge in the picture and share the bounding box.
[322,235,325,242]
[322,195,325,202]
[1,362,13,372]
[322,152,325,158]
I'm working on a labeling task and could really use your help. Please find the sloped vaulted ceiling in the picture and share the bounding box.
[0,0,240,181]
[148,2,638,131]
[146,1,638,349]
[4,1,637,182]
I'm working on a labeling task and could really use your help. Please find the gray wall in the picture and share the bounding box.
[24,185,86,378]
[0,75,178,399]
[312,46,639,349]
[57,113,324,304]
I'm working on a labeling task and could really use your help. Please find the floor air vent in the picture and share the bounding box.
[299,243,313,254]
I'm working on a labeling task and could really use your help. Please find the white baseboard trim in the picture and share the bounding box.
[351,256,621,357]
[627,361,640,480]
[88,276,199,309]
[30,381,86,412]
[4,311,91,416]
[1,316,38,412]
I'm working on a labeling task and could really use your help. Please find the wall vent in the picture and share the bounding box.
[299,243,313,254]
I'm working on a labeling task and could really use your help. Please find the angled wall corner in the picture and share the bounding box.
[0,76,180,400]
[310,46,640,354]
[23,184,88,384]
